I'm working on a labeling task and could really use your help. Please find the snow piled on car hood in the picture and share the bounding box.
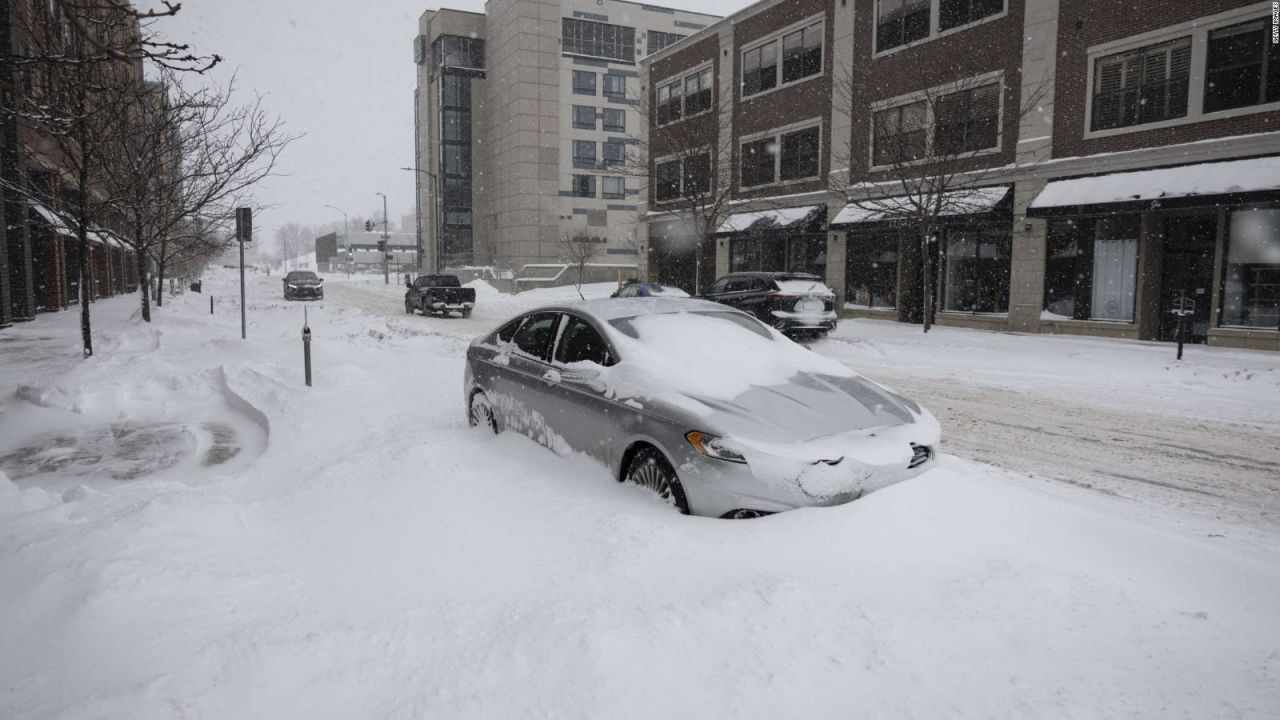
[602,311,854,403]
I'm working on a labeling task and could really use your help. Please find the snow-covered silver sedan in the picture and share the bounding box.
[464,298,940,518]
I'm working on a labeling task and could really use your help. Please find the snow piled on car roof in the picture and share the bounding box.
[602,310,854,403]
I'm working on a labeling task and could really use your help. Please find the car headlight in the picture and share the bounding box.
[287,283,298,289]
[686,431,746,463]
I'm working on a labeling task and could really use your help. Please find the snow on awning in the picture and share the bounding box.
[29,203,75,237]
[714,205,823,235]
[1027,156,1280,216]
[832,186,1010,227]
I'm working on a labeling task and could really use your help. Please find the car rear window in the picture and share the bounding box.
[421,275,461,287]
[774,279,833,295]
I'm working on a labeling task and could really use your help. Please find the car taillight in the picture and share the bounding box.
[767,292,794,301]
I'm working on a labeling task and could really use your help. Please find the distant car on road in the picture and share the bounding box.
[610,281,691,298]
[464,298,938,518]
[405,274,476,318]
[702,272,837,336]
[283,271,324,300]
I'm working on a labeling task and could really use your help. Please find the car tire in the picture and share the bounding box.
[405,300,413,314]
[625,446,691,515]
[468,390,499,434]
[461,308,472,319]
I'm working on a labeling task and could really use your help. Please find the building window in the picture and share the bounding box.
[1091,38,1191,131]
[603,140,625,164]
[571,175,597,198]
[441,109,470,142]
[572,140,597,165]
[731,235,826,275]
[942,225,1011,313]
[432,35,485,76]
[1204,19,1280,114]
[939,0,1003,33]
[573,70,597,95]
[872,101,927,166]
[740,138,775,187]
[682,68,713,116]
[1221,207,1280,329]
[562,18,636,63]
[602,176,625,199]
[602,107,625,132]
[573,105,596,129]
[655,160,681,202]
[603,74,627,98]
[683,152,711,195]
[1043,216,1140,321]
[781,23,823,84]
[778,126,820,181]
[656,80,682,125]
[877,0,930,52]
[647,30,686,55]
[845,231,898,309]
[741,40,778,97]
[934,83,999,155]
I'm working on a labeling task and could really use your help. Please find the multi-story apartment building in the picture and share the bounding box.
[642,0,1280,351]
[1,0,144,327]
[412,0,721,274]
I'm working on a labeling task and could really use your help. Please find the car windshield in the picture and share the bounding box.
[286,272,317,281]
[648,285,689,297]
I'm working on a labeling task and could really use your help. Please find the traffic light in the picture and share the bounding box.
[364,220,374,232]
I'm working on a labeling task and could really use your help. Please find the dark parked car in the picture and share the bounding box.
[610,281,691,298]
[702,272,837,335]
[283,271,324,300]
[405,274,476,317]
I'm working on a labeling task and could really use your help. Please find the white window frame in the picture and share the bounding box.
[867,70,1005,172]
[654,60,714,127]
[652,148,712,205]
[738,118,824,191]
[1082,2,1280,140]
[871,0,1007,59]
[739,14,826,102]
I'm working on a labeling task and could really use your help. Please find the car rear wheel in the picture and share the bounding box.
[404,299,413,314]
[625,446,690,515]
[468,391,499,434]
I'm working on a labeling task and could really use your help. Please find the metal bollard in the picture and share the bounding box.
[210,296,214,315]
[302,308,312,387]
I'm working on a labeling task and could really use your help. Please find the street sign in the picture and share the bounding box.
[235,207,252,243]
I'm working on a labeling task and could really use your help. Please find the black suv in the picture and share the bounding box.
[703,272,837,335]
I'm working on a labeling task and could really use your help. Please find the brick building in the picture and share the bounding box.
[1,0,143,329]
[642,0,1280,350]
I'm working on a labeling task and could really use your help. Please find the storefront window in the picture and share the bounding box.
[1221,207,1280,329]
[942,225,1010,313]
[845,231,898,309]
[729,234,826,275]
[1044,216,1139,321]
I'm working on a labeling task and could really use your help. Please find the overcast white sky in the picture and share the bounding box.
[146,0,743,249]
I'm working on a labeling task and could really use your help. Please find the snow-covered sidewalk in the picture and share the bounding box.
[1,270,1278,719]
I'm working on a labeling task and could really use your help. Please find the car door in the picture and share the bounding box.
[540,313,625,467]
[738,278,772,320]
[496,311,566,450]
[703,277,731,305]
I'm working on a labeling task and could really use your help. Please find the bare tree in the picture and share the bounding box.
[100,71,292,319]
[558,231,595,301]
[625,78,740,295]
[830,64,1050,331]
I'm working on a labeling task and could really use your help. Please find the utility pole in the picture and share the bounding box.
[400,167,439,272]
[376,191,390,285]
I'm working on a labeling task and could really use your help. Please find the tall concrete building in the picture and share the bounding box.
[413,0,721,274]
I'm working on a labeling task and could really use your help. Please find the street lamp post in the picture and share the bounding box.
[400,166,439,273]
[375,192,390,285]
[323,204,348,275]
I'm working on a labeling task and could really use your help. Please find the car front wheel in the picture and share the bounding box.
[625,446,690,514]
[468,390,499,434]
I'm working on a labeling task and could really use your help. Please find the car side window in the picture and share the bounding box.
[494,317,523,344]
[555,316,613,366]
[511,312,560,361]
[707,278,729,295]
[749,278,769,291]
[724,279,749,293]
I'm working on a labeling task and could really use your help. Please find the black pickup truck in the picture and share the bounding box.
[405,274,476,318]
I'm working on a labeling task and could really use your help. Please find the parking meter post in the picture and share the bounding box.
[302,307,312,387]
[210,295,214,315]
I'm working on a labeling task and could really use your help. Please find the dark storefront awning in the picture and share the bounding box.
[29,203,75,237]
[831,186,1010,228]
[1027,156,1280,217]
[714,205,825,235]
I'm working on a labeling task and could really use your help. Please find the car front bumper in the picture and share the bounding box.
[287,287,323,299]
[670,420,940,518]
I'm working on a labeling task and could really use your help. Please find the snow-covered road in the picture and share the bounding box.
[2,270,1278,719]
[327,278,1280,536]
